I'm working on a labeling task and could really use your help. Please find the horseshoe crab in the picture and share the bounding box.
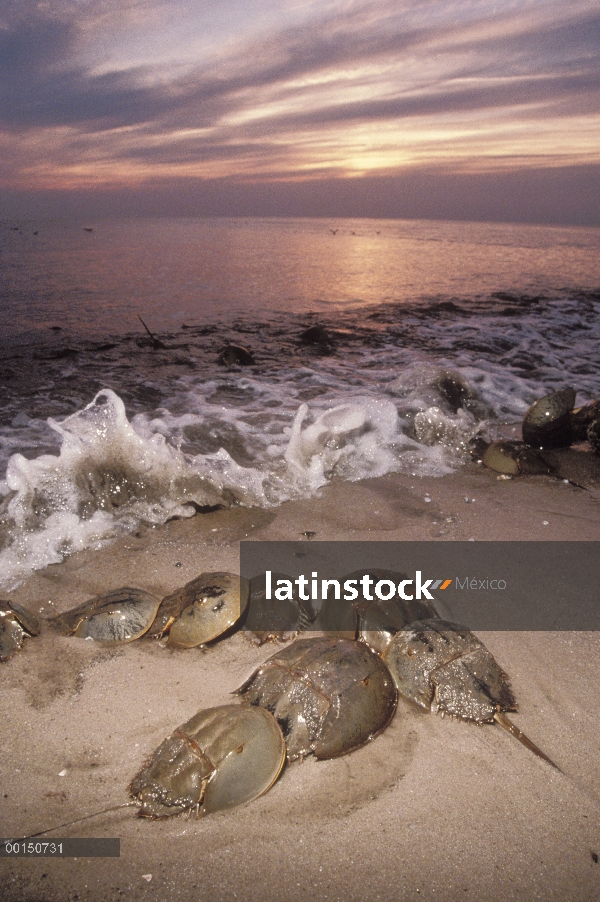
[218,345,255,366]
[316,568,443,654]
[130,704,285,817]
[522,388,577,449]
[49,588,161,644]
[572,400,600,454]
[147,572,250,648]
[522,389,600,454]
[481,440,553,476]
[236,636,397,761]
[588,416,600,454]
[383,618,560,769]
[0,599,40,662]
[571,400,599,441]
[50,572,249,649]
[244,572,315,644]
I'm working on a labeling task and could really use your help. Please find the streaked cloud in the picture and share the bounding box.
[0,0,598,221]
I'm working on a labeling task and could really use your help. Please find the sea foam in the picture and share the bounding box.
[0,375,483,589]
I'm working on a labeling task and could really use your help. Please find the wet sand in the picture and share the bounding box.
[2,461,600,902]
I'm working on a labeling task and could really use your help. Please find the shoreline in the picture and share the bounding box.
[2,465,600,902]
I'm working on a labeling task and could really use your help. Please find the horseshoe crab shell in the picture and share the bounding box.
[522,388,576,449]
[130,704,285,818]
[244,572,315,644]
[569,400,600,453]
[481,440,552,476]
[571,400,600,443]
[382,618,515,722]
[316,568,439,654]
[382,618,559,768]
[588,416,600,454]
[0,600,41,662]
[218,344,255,366]
[149,572,250,648]
[49,588,161,645]
[236,637,397,761]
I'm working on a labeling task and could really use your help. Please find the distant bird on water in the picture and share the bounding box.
[83,227,93,232]
[329,228,338,235]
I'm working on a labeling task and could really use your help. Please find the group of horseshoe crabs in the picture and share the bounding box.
[2,564,558,825]
[480,387,600,476]
[3,559,562,828]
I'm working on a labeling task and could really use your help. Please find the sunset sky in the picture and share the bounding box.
[1,0,599,223]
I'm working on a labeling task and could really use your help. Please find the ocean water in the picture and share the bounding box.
[1,215,599,588]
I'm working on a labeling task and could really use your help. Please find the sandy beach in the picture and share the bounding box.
[2,459,600,902]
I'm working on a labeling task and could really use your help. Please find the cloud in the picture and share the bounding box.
[0,0,598,195]
[0,3,427,129]
[3,163,599,226]
[0,16,74,78]
[3,3,597,129]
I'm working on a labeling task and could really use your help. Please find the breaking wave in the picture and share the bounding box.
[0,368,489,589]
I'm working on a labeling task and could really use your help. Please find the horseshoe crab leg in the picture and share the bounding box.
[493,710,562,772]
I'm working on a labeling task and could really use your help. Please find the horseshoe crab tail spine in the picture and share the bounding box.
[494,711,562,772]
[3,802,138,844]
